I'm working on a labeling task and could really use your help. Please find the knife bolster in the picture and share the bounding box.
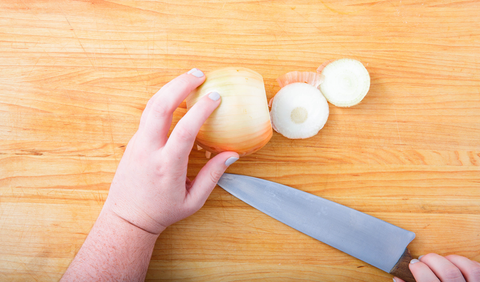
[389,248,416,282]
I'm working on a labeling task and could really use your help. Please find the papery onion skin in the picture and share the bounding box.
[186,67,272,157]
[277,71,325,88]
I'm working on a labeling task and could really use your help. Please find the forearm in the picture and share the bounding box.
[61,207,162,282]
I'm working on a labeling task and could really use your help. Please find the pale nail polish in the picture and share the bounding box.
[410,259,419,264]
[187,68,204,78]
[418,255,424,260]
[208,91,220,101]
[225,157,239,166]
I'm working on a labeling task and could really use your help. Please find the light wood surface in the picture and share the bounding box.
[1,0,479,281]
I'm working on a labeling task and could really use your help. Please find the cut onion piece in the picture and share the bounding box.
[277,71,325,88]
[270,83,329,139]
[319,58,370,107]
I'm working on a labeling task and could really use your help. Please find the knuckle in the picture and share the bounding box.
[467,264,480,279]
[145,96,155,109]
[445,255,457,260]
[209,169,223,184]
[151,100,171,118]
[153,162,167,177]
[164,75,192,94]
[150,155,167,176]
[141,98,154,117]
[177,75,192,89]
[441,266,463,280]
[174,126,195,142]
[421,253,436,262]
[154,157,176,177]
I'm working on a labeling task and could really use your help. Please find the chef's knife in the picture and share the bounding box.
[218,173,417,282]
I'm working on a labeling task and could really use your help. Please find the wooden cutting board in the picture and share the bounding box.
[1,0,479,281]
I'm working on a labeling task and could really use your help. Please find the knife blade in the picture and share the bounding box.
[218,173,417,282]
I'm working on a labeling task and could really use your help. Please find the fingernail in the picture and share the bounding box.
[208,91,220,101]
[410,259,419,264]
[225,157,239,166]
[418,255,424,260]
[187,68,204,78]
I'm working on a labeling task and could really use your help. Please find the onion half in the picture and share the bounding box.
[186,67,272,157]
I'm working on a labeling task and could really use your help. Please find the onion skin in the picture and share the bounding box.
[277,71,324,88]
[186,67,272,157]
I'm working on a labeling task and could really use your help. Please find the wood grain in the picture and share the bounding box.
[1,0,479,281]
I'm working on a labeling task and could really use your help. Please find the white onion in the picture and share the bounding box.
[270,83,329,139]
[319,58,370,107]
[186,67,272,157]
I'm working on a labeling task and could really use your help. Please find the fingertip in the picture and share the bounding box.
[407,259,429,281]
[187,152,239,204]
[191,91,222,113]
[187,68,205,78]
[418,253,433,261]
[185,68,207,87]
[408,258,424,272]
[161,69,206,98]
[222,151,240,167]
[208,91,221,101]
[225,156,239,167]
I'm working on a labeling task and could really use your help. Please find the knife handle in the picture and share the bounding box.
[390,248,416,282]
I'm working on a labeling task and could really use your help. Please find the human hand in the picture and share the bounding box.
[394,253,480,282]
[103,68,240,235]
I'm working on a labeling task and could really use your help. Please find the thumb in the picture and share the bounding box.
[185,152,239,211]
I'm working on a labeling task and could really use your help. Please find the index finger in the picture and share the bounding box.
[140,68,206,148]
[164,92,221,165]
[406,259,441,282]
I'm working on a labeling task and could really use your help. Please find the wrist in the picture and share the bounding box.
[62,203,160,281]
[99,207,164,240]
[102,193,168,235]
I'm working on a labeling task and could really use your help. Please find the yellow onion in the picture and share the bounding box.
[186,67,272,157]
